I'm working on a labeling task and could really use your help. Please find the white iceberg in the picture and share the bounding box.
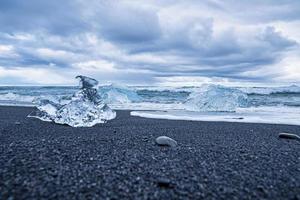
[28,76,116,127]
[185,84,248,112]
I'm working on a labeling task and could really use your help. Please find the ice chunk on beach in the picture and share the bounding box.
[77,75,99,89]
[73,76,102,104]
[98,83,142,104]
[28,99,62,122]
[185,84,248,112]
[54,100,115,127]
[28,75,116,127]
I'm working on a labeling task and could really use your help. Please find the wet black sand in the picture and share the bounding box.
[0,106,299,199]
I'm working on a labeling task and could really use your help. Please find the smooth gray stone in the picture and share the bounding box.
[155,136,177,147]
[278,133,300,141]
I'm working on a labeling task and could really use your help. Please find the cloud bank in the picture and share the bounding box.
[0,0,299,85]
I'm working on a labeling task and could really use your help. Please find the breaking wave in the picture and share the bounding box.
[238,84,300,95]
[185,85,248,112]
[0,92,36,106]
[98,84,142,104]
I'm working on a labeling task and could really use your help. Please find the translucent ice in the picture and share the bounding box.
[76,75,99,89]
[185,84,248,112]
[28,99,62,122]
[28,76,116,127]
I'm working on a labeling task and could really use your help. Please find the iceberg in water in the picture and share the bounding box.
[28,76,116,127]
[98,83,142,104]
[185,84,248,112]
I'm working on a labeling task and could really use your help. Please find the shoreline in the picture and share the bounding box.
[130,110,300,127]
[2,104,300,127]
[0,106,300,199]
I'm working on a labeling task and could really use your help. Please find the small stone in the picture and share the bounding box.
[156,178,173,188]
[278,133,300,141]
[14,122,21,125]
[155,136,177,147]
[232,117,244,120]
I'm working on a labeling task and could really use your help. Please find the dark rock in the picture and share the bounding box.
[156,178,174,188]
[278,133,300,141]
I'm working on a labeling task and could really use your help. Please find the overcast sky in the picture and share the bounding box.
[0,0,300,86]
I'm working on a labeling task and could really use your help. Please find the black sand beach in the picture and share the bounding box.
[0,106,299,199]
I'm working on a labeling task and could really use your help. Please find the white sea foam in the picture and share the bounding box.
[0,92,71,107]
[109,102,186,111]
[131,106,300,126]
[0,92,35,103]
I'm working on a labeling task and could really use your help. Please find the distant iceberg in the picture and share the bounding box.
[185,84,248,112]
[28,76,116,127]
[98,83,142,104]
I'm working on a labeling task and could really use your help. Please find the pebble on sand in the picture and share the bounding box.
[155,136,177,147]
[278,133,300,140]
[156,178,174,188]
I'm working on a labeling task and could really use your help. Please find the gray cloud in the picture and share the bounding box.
[212,0,300,23]
[0,0,299,85]
[0,0,88,35]
[94,2,161,43]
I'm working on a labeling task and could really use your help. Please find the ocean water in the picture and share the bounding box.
[1,84,300,125]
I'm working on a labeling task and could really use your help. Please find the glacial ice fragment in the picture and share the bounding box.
[54,100,115,127]
[28,99,62,122]
[75,75,102,104]
[28,76,116,127]
[76,75,98,89]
